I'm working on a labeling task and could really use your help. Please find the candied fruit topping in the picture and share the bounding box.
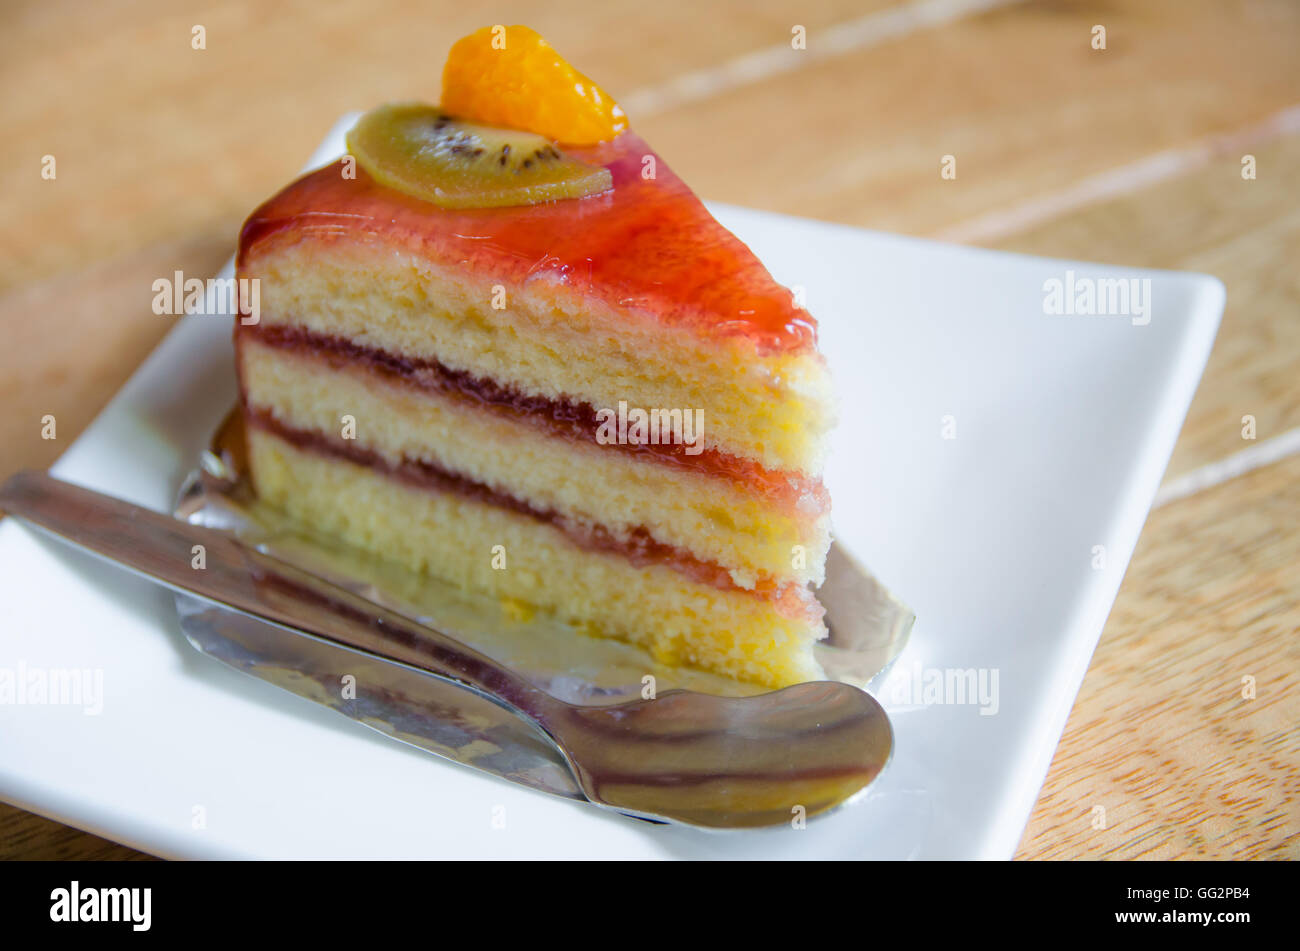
[441,25,628,146]
[345,103,612,209]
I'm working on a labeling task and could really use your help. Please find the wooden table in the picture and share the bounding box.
[2,0,1296,860]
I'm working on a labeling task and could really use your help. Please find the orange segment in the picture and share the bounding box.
[441,25,628,146]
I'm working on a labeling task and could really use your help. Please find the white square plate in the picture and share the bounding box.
[0,118,1223,859]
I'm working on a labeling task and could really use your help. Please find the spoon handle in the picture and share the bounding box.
[0,470,557,722]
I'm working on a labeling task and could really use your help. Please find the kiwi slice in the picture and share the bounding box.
[345,103,613,209]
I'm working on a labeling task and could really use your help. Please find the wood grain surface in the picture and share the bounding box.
[1,0,1296,859]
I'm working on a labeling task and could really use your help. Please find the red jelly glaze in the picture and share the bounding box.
[243,323,829,514]
[238,133,818,354]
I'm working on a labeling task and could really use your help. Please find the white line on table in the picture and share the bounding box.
[935,104,1300,245]
[620,0,1025,119]
[1154,426,1300,509]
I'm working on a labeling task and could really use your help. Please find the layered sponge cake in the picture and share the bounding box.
[235,27,834,687]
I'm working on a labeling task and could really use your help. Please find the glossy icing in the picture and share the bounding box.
[239,133,817,354]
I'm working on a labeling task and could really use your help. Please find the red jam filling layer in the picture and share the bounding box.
[241,323,829,515]
[245,407,817,620]
[237,133,818,355]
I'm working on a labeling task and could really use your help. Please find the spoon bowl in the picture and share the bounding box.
[551,682,891,827]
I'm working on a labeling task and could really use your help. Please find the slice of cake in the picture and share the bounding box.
[235,26,834,688]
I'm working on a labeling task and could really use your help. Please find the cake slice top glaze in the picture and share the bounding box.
[239,132,819,356]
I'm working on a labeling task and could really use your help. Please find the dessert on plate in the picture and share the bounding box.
[235,26,834,688]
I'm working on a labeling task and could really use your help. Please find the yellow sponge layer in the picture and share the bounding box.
[247,426,826,688]
[246,239,834,474]
[239,335,829,589]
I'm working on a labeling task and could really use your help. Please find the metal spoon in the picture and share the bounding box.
[0,469,892,829]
